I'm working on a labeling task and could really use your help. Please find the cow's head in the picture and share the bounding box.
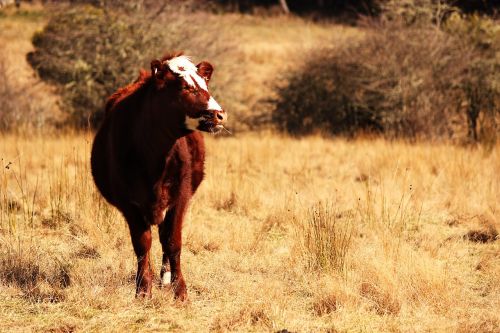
[151,55,227,133]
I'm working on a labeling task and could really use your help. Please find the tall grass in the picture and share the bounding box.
[295,202,352,273]
[359,179,423,258]
[0,133,498,332]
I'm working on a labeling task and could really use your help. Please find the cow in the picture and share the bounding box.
[90,52,226,300]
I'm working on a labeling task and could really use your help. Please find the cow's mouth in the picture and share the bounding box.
[197,119,223,133]
[185,110,226,133]
[196,111,224,133]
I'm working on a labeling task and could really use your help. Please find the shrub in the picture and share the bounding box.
[272,4,499,141]
[27,5,155,127]
[444,13,500,144]
[381,0,455,27]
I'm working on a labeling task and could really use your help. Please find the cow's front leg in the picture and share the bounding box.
[127,217,153,298]
[159,202,188,300]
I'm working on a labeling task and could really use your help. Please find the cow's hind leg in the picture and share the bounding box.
[158,200,188,300]
[124,208,153,298]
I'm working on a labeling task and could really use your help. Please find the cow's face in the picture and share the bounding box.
[151,56,227,133]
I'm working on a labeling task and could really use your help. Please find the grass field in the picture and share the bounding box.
[0,3,499,333]
[1,133,498,332]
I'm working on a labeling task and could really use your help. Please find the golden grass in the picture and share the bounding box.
[0,133,498,332]
[0,5,45,82]
[0,4,61,128]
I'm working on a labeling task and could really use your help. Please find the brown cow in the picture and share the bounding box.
[90,52,226,300]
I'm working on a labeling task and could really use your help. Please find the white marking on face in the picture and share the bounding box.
[166,56,208,91]
[166,56,224,114]
[207,96,223,111]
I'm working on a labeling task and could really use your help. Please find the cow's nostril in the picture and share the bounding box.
[216,113,224,121]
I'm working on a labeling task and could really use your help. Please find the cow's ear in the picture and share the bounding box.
[151,59,162,77]
[197,61,213,82]
[151,60,176,90]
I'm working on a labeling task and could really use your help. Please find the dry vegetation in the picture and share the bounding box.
[1,3,499,333]
[25,2,362,130]
[1,133,498,332]
[0,5,60,130]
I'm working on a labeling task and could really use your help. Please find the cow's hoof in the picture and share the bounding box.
[136,287,152,298]
[172,278,187,301]
[135,274,153,298]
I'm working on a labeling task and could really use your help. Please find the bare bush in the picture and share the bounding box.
[272,5,499,141]
[27,5,156,128]
[444,13,500,144]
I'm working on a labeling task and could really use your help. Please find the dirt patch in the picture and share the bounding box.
[465,215,498,243]
[465,229,498,243]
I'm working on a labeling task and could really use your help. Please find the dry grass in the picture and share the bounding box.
[0,133,498,332]
[0,5,61,129]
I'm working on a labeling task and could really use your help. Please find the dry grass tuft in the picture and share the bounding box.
[41,210,73,229]
[0,245,71,303]
[466,229,498,243]
[360,282,401,315]
[211,304,272,332]
[312,294,338,316]
[295,202,353,273]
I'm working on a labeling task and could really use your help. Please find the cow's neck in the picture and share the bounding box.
[137,86,190,177]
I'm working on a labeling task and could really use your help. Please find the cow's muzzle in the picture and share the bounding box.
[197,110,226,133]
